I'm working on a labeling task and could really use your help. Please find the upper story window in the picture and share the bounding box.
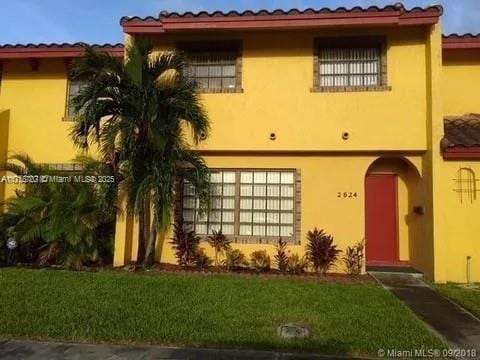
[180,169,300,244]
[179,41,243,93]
[313,37,390,93]
[65,79,89,120]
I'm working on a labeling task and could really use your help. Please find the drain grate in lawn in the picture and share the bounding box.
[0,269,445,356]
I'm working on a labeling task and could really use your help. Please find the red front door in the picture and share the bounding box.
[365,174,398,264]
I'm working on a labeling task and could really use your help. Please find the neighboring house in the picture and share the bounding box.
[0,4,479,283]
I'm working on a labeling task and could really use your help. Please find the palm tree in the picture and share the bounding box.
[0,154,116,268]
[69,40,210,266]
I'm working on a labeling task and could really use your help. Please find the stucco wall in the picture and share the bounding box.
[0,59,90,200]
[0,110,9,210]
[112,27,438,278]
[443,50,480,116]
[435,161,480,283]
[151,27,429,152]
[114,154,432,277]
[0,59,78,162]
[438,50,480,282]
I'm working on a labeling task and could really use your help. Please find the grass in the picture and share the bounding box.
[434,283,480,318]
[0,268,444,356]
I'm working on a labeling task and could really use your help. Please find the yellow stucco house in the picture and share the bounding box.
[0,4,479,283]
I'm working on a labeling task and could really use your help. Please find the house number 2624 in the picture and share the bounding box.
[337,192,358,199]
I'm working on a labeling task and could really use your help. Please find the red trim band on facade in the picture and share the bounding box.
[0,44,124,60]
[122,6,442,34]
[443,147,480,160]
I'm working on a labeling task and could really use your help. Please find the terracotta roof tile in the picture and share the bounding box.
[0,43,124,50]
[0,43,124,59]
[443,33,480,40]
[443,33,480,50]
[442,115,480,150]
[120,4,443,24]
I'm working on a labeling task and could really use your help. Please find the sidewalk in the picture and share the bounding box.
[370,272,480,352]
[0,340,372,360]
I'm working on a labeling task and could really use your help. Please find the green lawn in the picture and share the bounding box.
[434,283,480,318]
[0,269,444,356]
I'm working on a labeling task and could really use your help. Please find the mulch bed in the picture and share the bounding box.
[2,263,374,283]
[122,263,375,283]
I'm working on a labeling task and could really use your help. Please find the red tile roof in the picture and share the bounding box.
[121,4,443,34]
[443,34,480,50]
[441,115,480,159]
[0,43,124,59]
[442,115,480,149]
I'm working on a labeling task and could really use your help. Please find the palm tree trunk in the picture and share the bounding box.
[137,200,150,265]
[143,222,157,267]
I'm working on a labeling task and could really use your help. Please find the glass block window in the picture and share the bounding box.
[66,80,89,119]
[181,169,299,243]
[318,47,380,87]
[183,171,236,235]
[185,52,238,91]
[239,171,295,237]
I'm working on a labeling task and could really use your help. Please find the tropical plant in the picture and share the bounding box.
[0,154,116,268]
[194,248,212,270]
[250,250,271,273]
[343,240,365,275]
[69,40,210,266]
[169,221,201,268]
[306,228,341,275]
[207,229,231,266]
[223,249,248,271]
[274,238,288,273]
[286,253,309,274]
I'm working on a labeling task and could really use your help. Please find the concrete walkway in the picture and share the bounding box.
[370,272,480,352]
[0,340,371,360]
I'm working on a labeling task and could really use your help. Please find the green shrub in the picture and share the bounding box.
[0,154,116,268]
[286,253,309,274]
[223,249,248,271]
[306,228,341,275]
[274,238,288,273]
[250,250,271,272]
[343,240,365,275]
[170,222,201,268]
[194,248,213,270]
[207,230,231,266]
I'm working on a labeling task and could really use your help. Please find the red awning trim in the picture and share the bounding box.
[443,147,480,160]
